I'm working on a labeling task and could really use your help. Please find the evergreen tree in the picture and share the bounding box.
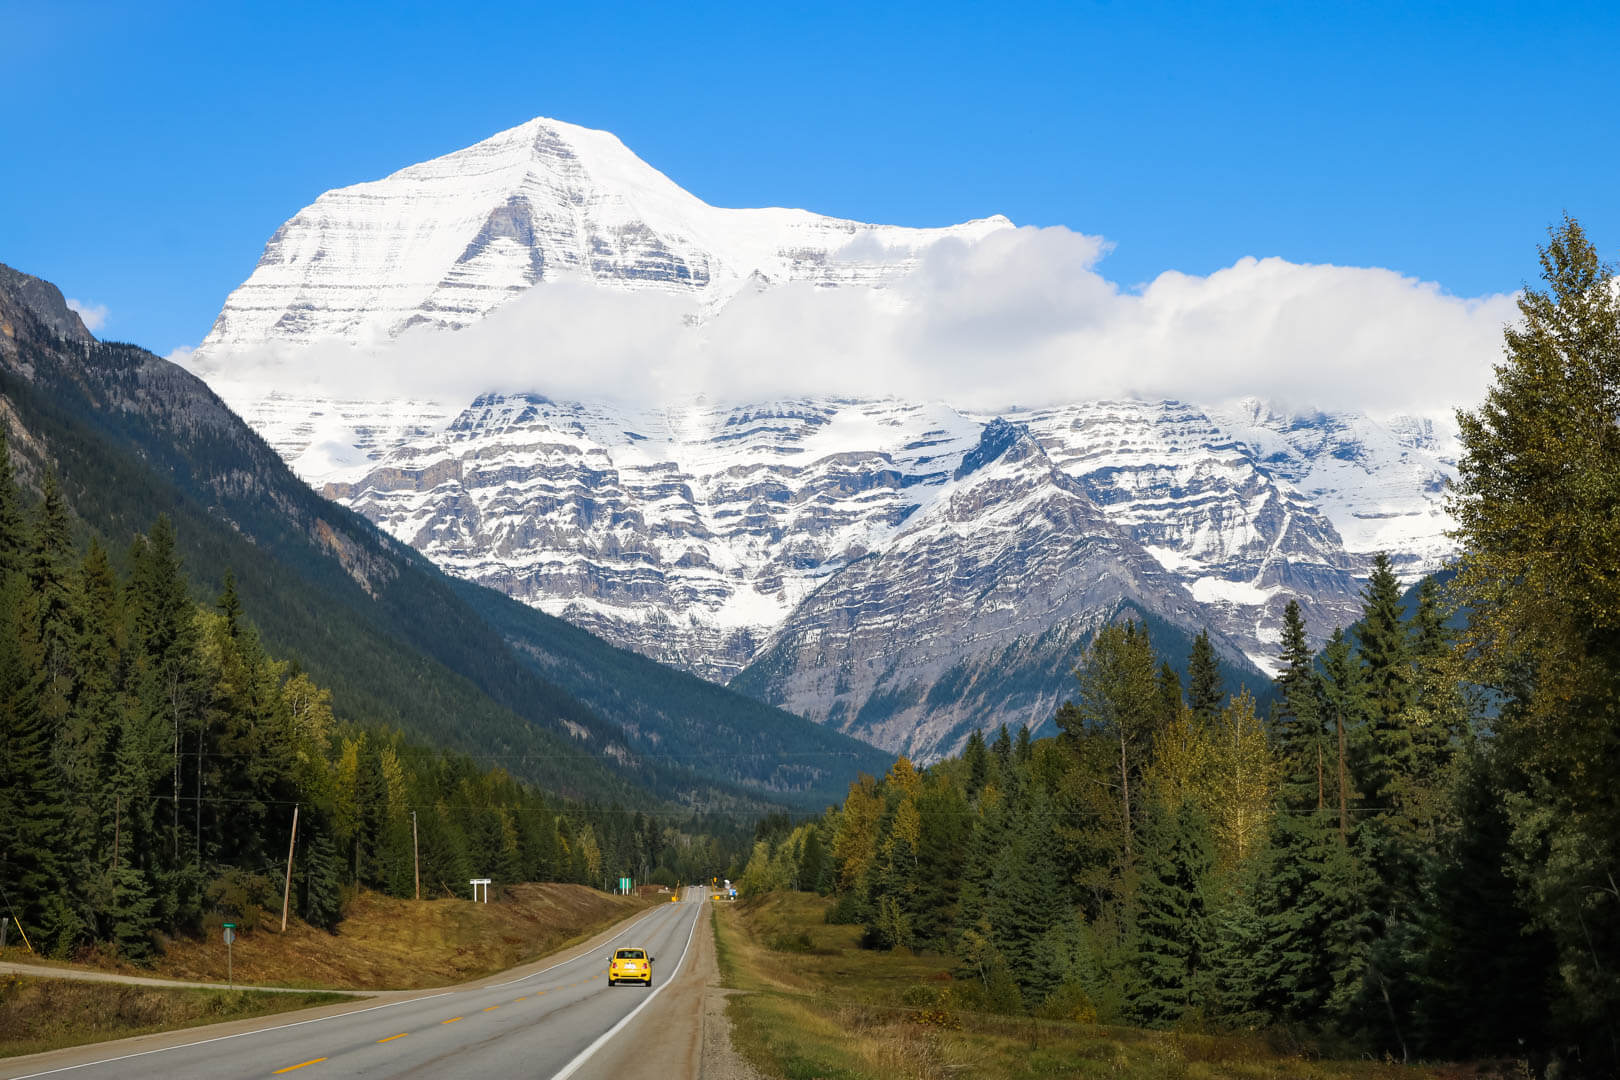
[1251,808,1373,1025]
[1127,798,1215,1026]
[1195,877,1269,1027]
[1415,745,1556,1058]
[1061,621,1160,863]
[1356,553,1414,809]
[1272,599,1326,810]
[985,786,1064,1000]
[1317,629,1364,842]
[1449,219,1620,1064]
[300,820,344,931]
[0,436,25,577]
[1187,629,1224,725]
[962,728,989,797]
[1154,661,1184,729]
[909,779,968,944]
[1410,576,1448,662]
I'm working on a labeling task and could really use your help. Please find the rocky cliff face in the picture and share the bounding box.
[309,389,1453,757]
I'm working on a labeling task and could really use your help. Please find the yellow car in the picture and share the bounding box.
[608,947,653,986]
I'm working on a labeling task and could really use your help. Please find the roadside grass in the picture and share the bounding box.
[713,892,1491,1080]
[0,883,653,991]
[0,975,346,1058]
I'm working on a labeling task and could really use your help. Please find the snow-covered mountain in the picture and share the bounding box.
[199,116,1011,352]
[304,391,1451,757]
[192,114,1460,760]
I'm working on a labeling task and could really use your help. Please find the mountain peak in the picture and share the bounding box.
[197,118,1016,356]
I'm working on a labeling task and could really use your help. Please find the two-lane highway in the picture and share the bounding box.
[10,888,707,1080]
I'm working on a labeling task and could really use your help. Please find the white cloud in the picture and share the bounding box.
[185,226,1519,421]
[66,298,109,332]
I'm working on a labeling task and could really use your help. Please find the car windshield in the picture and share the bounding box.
[615,949,645,960]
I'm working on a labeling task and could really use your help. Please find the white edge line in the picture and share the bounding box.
[6,991,454,1079]
[550,891,705,1080]
[9,896,685,1079]
[487,902,674,989]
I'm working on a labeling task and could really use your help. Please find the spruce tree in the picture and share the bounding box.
[962,728,989,797]
[986,786,1063,1000]
[1187,629,1224,725]
[1251,808,1372,1025]
[1317,629,1364,842]
[1272,599,1326,810]
[1127,798,1215,1026]
[1356,553,1414,809]
[1155,661,1184,729]
[1064,621,1160,863]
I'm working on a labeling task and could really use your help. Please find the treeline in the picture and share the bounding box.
[0,445,734,959]
[739,219,1620,1073]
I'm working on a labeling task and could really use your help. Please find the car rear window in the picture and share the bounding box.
[615,949,645,959]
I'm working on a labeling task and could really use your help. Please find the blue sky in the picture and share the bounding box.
[3,0,1617,354]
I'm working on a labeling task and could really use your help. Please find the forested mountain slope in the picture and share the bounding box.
[0,263,890,808]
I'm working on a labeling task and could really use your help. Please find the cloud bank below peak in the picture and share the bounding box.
[185,225,1517,419]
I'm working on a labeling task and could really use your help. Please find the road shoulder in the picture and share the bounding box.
[0,897,671,1080]
[573,900,763,1080]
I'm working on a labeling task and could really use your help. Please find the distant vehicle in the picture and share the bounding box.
[608,947,654,986]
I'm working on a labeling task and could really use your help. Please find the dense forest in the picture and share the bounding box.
[738,219,1620,1073]
[0,449,742,960]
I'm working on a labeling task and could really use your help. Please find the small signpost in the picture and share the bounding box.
[469,878,492,903]
[618,876,632,895]
[222,923,236,988]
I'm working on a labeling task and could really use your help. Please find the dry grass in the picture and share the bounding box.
[713,892,1501,1080]
[0,975,344,1058]
[1,883,650,991]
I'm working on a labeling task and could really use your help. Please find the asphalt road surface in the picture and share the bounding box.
[6,888,709,1080]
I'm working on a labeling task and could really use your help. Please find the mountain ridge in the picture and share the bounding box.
[0,261,893,806]
[198,115,1013,354]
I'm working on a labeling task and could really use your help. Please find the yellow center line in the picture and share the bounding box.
[482,1005,499,1012]
[513,996,527,1002]
[376,1033,408,1044]
[442,1016,462,1024]
[273,1059,328,1074]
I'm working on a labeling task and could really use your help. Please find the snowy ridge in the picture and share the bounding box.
[199,116,1012,352]
[188,113,1463,758]
[301,390,1455,754]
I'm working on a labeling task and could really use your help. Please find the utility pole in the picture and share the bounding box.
[411,810,420,901]
[281,804,299,932]
[196,723,203,864]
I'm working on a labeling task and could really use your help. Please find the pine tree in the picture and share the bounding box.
[1251,808,1373,1025]
[1127,798,1215,1026]
[1187,629,1224,725]
[963,728,989,797]
[1318,629,1364,842]
[1195,877,1269,1027]
[1410,577,1448,662]
[1155,661,1184,729]
[1272,599,1326,810]
[985,786,1064,1000]
[1063,621,1161,863]
[1356,553,1414,810]
[301,821,344,931]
